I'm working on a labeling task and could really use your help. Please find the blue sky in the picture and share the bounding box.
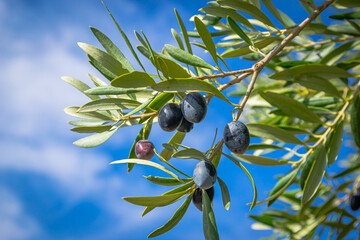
[0,0,356,239]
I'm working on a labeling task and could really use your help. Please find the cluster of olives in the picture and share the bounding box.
[158,92,207,133]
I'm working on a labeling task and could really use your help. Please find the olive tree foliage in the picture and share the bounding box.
[62,0,360,239]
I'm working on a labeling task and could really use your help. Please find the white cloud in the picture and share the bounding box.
[0,188,41,240]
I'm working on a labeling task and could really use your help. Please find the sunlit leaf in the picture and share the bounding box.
[61,76,99,100]
[70,125,112,133]
[329,11,360,20]
[260,92,323,124]
[227,17,254,46]
[246,123,304,145]
[218,0,275,28]
[217,177,230,210]
[161,131,186,161]
[144,176,192,186]
[64,106,113,121]
[123,191,188,207]
[233,154,293,166]
[164,44,216,69]
[172,149,207,160]
[154,56,191,78]
[148,193,192,238]
[302,144,327,205]
[77,98,142,112]
[90,27,134,72]
[78,42,128,76]
[111,71,156,88]
[194,17,218,66]
[222,36,279,58]
[111,159,181,180]
[73,125,121,148]
[199,6,256,30]
[327,120,344,166]
[174,9,193,54]
[85,86,148,95]
[171,28,185,50]
[260,0,295,28]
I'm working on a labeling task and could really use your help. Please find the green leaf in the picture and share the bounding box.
[351,93,360,149]
[247,144,286,151]
[194,17,218,66]
[64,106,113,121]
[233,154,293,166]
[102,2,146,71]
[221,36,279,58]
[144,176,192,186]
[73,125,120,148]
[267,166,301,207]
[61,76,99,100]
[246,123,304,145]
[270,64,352,80]
[123,191,188,207]
[151,78,234,105]
[78,98,142,112]
[217,177,230,210]
[171,28,185,50]
[334,161,360,178]
[227,17,254,46]
[161,131,186,161]
[300,146,323,190]
[142,181,194,216]
[172,149,207,160]
[85,86,147,95]
[327,120,344,166]
[110,159,181,180]
[147,193,192,238]
[89,55,116,80]
[301,97,340,107]
[222,152,257,210]
[154,56,191,78]
[218,0,275,28]
[333,0,360,9]
[70,125,112,133]
[68,120,109,127]
[199,6,256,30]
[127,121,153,172]
[290,76,342,98]
[202,189,219,240]
[320,40,360,65]
[260,0,295,28]
[110,71,156,88]
[90,27,134,72]
[78,42,128,76]
[329,11,360,20]
[302,144,327,205]
[174,9,193,54]
[293,217,326,239]
[260,92,323,124]
[164,44,216,69]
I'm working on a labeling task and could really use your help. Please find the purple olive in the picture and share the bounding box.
[192,186,215,211]
[135,140,155,160]
[223,121,250,154]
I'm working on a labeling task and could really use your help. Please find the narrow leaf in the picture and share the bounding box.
[61,76,99,100]
[161,131,186,161]
[174,9,193,54]
[164,44,216,69]
[194,17,218,66]
[148,193,192,238]
[123,191,188,207]
[223,153,257,210]
[260,92,323,124]
[144,176,192,186]
[233,154,293,166]
[73,125,120,148]
[110,159,181,180]
[78,98,142,112]
[70,125,112,133]
[246,123,304,145]
[90,27,134,71]
[202,189,219,240]
[154,56,191,78]
[78,42,128,76]
[111,71,156,88]
[85,86,148,95]
[64,106,113,121]
[227,17,254,46]
[351,93,360,148]
[171,28,185,50]
[217,177,231,210]
[302,144,327,205]
[68,120,109,127]
[260,0,295,28]
[327,120,344,166]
